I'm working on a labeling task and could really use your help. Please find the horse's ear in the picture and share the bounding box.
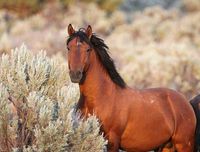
[85,25,92,39]
[68,24,75,36]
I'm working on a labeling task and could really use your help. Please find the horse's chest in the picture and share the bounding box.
[77,95,117,134]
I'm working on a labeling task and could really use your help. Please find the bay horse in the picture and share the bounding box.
[66,24,200,152]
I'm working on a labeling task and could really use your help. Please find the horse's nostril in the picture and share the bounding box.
[77,71,82,76]
[69,71,73,75]
[69,70,82,79]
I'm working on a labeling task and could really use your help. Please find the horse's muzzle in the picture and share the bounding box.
[69,70,83,83]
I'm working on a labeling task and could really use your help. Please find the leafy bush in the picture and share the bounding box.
[0,0,122,16]
[0,0,46,17]
[60,0,122,12]
[182,0,200,11]
[0,45,106,151]
[96,0,122,13]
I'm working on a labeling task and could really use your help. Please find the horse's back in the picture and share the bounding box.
[119,87,196,151]
[138,87,194,116]
[135,87,195,129]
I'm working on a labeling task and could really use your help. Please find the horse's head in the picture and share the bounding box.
[66,24,93,83]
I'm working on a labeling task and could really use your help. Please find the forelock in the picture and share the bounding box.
[67,30,91,46]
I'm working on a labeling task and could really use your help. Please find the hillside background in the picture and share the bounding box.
[0,0,200,98]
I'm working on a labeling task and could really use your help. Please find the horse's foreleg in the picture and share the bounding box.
[107,132,120,152]
[160,141,175,152]
[161,147,176,152]
[154,141,174,152]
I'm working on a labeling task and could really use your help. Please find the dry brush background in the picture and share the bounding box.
[0,0,200,151]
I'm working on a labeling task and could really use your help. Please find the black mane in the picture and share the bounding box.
[67,29,126,88]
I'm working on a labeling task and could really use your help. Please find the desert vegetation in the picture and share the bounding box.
[0,45,106,151]
[0,0,200,151]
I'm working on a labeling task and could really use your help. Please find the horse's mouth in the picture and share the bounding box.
[70,77,82,83]
[69,71,83,83]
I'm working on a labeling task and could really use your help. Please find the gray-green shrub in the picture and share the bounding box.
[0,45,106,152]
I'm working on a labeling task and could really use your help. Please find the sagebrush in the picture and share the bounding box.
[0,45,106,152]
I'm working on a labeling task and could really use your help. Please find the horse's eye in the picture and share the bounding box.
[67,47,70,51]
[87,48,91,52]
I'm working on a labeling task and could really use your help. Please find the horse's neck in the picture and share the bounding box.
[79,51,116,111]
